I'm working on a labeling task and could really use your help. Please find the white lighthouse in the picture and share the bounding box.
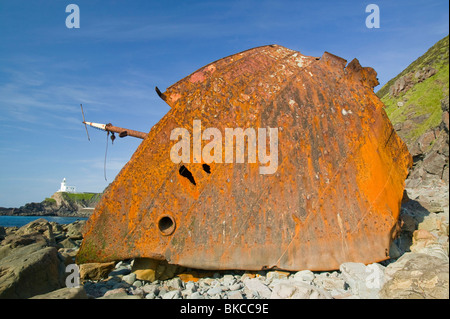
[58,178,77,193]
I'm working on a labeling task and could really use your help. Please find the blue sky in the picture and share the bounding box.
[0,0,448,207]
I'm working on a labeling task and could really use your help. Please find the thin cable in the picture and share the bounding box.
[104,131,109,181]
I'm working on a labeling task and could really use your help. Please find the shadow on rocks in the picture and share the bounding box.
[386,196,431,263]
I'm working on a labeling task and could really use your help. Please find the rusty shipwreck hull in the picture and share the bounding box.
[77,45,412,271]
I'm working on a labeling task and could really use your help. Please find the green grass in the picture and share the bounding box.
[377,35,449,146]
[61,192,102,203]
[377,35,449,99]
[42,197,57,205]
[384,63,448,142]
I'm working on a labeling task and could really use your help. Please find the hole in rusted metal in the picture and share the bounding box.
[179,165,196,185]
[202,164,211,174]
[158,215,176,236]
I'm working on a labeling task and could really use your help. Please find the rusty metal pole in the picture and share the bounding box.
[83,121,147,139]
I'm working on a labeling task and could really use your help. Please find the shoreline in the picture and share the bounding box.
[0,215,89,228]
[0,212,92,218]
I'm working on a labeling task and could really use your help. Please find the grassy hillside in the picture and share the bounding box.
[60,192,103,207]
[376,35,449,146]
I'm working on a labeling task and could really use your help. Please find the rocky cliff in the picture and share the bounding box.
[0,192,102,218]
[376,35,449,188]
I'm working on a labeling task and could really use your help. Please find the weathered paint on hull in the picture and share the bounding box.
[76,45,412,271]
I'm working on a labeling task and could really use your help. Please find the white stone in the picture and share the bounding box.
[270,282,329,299]
[188,292,204,299]
[339,262,385,299]
[122,273,136,285]
[292,270,315,282]
[207,286,223,296]
[162,290,181,299]
[227,290,244,299]
[229,283,242,291]
[243,278,272,299]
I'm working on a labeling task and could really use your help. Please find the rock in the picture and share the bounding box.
[0,226,6,241]
[412,229,438,247]
[58,248,78,266]
[131,258,180,282]
[229,283,243,291]
[58,238,79,249]
[419,214,448,236]
[409,216,449,260]
[199,277,218,286]
[0,243,65,298]
[65,220,86,240]
[188,291,204,299]
[166,277,184,290]
[104,275,122,288]
[411,229,448,260]
[240,272,257,281]
[2,219,55,249]
[79,262,115,281]
[142,283,159,295]
[162,290,181,299]
[145,292,156,299]
[30,287,88,299]
[109,267,131,277]
[207,285,223,296]
[185,281,197,292]
[400,213,417,233]
[390,74,414,97]
[313,273,346,291]
[423,151,447,176]
[227,290,244,299]
[181,286,196,298]
[0,244,14,261]
[222,274,236,286]
[50,221,65,233]
[51,222,66,243]
[389,240,403,259]
[103,288,127,297]
[411,244,448,261]
[416,130,436,155]
[265,270,290,284]
[292,270,315,282]
[340,262,385,298]
[16,218,54,241]
[380,252,449,299]
[122,273,137,285]
[99,288,142,299]
[158,287,168,298]
[129,286,144,296]
[1,233,48,251]
[271,283,297,299]
[441,96,449,133]
[270,281,329,299]
[415,67,437,82]
[243,278,272,299]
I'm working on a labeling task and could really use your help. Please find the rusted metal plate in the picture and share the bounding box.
[76,45,412,271]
